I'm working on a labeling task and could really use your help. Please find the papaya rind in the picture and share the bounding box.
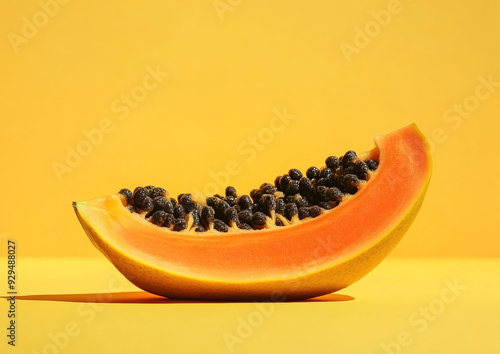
[74,124,431,301]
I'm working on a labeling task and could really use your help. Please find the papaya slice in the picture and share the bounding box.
[73,124,431,301]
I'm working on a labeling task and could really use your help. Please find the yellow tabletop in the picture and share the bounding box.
[1,257,498,354]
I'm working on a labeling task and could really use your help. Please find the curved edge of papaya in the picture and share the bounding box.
[95,185,428,301]
[73,123,432,301]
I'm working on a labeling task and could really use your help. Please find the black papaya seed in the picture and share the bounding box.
[353,160,369,180]
[201,206,215,226]
[250,189,263,204]
[225,207,239,224]
[133,187,148,207]
[259,194,276,214]
[119,188,133,203]
[224,196,237,207]
[306,166,319,180]
[318,201,333,210]
[275,198,285,215]
[149,187,166,199]
[238,223,253,230]
[325,156,339,170]
[341,174,360,194]
[298,207,310,220]
[152,196,168,212]
[164,214,175,228]
[189,210,201,227]
[250,203,259,214]
[225,186,237,197]
[279,174,292,191]
[285,180,300,195]
[260,183,276,195]
[274,175,282,190]
[214,219,228,232]
[323,175,336,187]
[327,187,344,202]
[215,200,230,220]
[295,195,308,208]
[141,197,154,214]
[284,203,298,220]
[164,200,174,214]
[345,161,368,180]
[237,195,253,210]
[365,159,378,171]
[150,210,168,226]
[341,150,357,167]
[317,178,328,186]
[320,167,333,179]
[173,204,186,219]
[252,212,267,227]
[289,169,303,181]
[179,193,196,213]
[308,205,322,218]
[299,177,312,197]
[315,185,329,202]
[173,218,187,231]
[206,196,218,209]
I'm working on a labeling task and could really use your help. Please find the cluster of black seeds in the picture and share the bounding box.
[118,151,378,233]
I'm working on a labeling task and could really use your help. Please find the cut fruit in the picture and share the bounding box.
[73,124,431,301]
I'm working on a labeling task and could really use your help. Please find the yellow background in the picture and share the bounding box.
[2,258,499,353]
[1,1,500,353]
[1,1,499,257]
[0,1,500,253]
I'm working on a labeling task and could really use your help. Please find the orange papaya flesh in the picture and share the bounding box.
[73,124,431,301]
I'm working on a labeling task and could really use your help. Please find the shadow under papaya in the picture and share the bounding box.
[4,291,354,304]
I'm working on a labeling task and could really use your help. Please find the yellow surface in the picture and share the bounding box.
[0,1,499,257]
[0,257,498,353]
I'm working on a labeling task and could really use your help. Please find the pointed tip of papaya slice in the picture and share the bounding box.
[73,124,431,301]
